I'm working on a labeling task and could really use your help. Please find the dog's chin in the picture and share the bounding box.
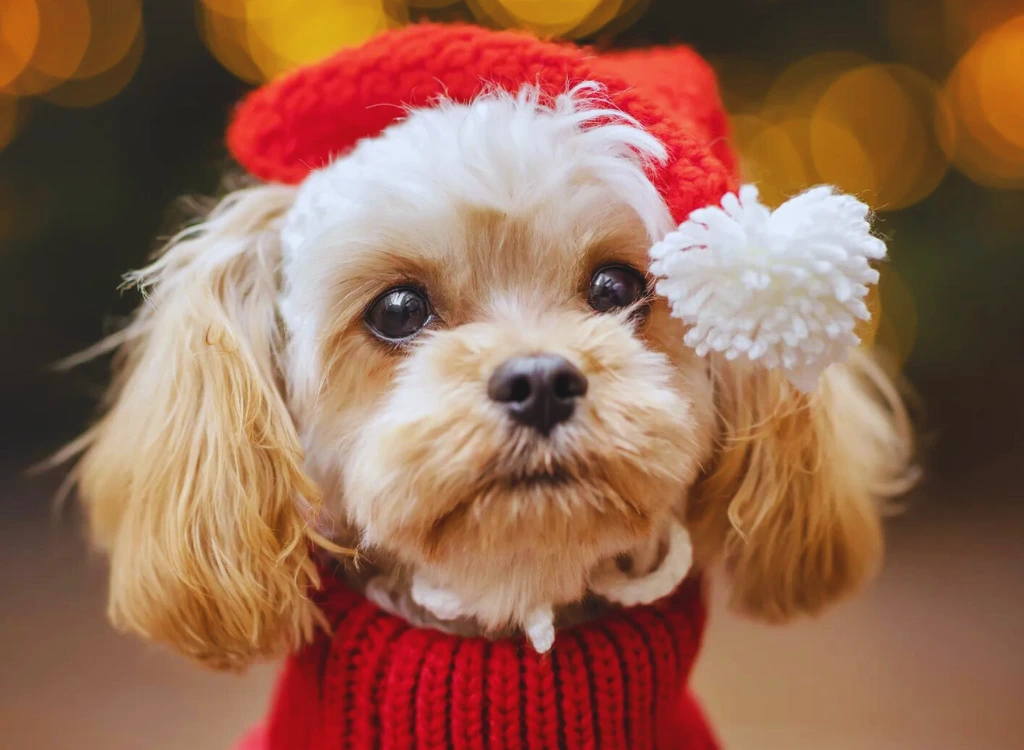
[365,463,681,630]
[382,460,674,573]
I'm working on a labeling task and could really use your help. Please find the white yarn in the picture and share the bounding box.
[649,185,886,392]
[524,606,556,654]
[590,519,693,607]
[411,574,557,652]
[410,573,468,621]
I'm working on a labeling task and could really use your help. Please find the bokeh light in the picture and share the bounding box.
[942,0,1024,58]
[469,0,603,38]
[468,0,643,39]
[0,0,40,89]
[42,28,144,108]
[202,0,299,18]
[5,0,92,96]
[71,0,142,80]
[247,0,396,80]
[197,0,404,83]
[196,0,649,78]
[811,64,950,210]
[941,14,1024,189]
[730,115,810,208]
[0,0,143,137]
[763,52,872,117]
[30,0,92,80]
[975,16,1024,151]
[199,3,265,84]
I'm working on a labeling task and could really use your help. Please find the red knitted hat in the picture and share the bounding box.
[227,23,739,224]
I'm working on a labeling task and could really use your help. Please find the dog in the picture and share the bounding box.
[67,81,914,671]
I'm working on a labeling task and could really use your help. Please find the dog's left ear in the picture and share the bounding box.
[70,184,325,669]
[688,351,914,621]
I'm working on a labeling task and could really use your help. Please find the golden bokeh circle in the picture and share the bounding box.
[811,64,949,211]
[468,0,602,38]
[974,15,1024,151]
[809,116,878,200]
[564,0,625,39]
[72,0,142,80]
[0,0,41,88]
[200,0,299,20]
[940,17,1024,189]
[43,27,144,107]
[6,0,93,95]
[731,115,811,208]
[942,0,1024,58]
[198,3,264,84]
[764,51,872,117]
[247,0,391,80]
[497,0,604,28]
[406,0,463,7]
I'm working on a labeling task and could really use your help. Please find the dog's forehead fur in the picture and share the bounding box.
[278,85,673,351]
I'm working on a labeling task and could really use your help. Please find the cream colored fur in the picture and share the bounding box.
[67,84,914,668]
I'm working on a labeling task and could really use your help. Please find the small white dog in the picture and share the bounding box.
[68,83,913,669]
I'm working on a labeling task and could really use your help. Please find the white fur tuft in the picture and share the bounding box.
[590,519,693,607]
[524,606,556,653]
[649,185,886,392]
[278,82,673,401]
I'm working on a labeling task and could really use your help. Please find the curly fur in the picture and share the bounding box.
[67,83,914,668]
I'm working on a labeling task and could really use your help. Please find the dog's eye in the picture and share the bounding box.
[588,265,646,313]
[365,287,433,342]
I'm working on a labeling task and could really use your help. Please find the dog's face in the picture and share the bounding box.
[280,89,714,626]
[73,85,911,668]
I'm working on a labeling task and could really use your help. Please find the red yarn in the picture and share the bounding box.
[236,571,718,750]
[227,24,739,225]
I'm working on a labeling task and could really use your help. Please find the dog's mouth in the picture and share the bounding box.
[422,464,576,548]
[499,467,573,489]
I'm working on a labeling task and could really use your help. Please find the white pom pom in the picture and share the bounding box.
[649,185,886,392]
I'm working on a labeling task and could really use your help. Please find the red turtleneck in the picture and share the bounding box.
[236,573,718,750]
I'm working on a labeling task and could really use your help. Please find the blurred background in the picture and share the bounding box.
[1,0,1022,748]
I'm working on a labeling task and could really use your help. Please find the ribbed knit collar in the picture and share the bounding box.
[237,571,719,750]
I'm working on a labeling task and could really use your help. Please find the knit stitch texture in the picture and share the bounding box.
[236,572,718,750]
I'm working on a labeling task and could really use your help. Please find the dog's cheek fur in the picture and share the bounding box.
[336,309,714,629]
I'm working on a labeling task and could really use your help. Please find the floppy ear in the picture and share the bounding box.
[71,183,325,669]
[689,350,914,621]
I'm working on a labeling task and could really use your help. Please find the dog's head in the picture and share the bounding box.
[73,85,912,668]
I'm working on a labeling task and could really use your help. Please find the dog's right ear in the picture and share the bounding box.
[68,183,325,670]
[688,351,914,622]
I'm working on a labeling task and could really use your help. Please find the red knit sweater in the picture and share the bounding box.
[236,573,717,750]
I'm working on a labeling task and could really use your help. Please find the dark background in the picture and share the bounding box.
[2,1,1022,748]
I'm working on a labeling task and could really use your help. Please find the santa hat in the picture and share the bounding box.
[228,24,884,392]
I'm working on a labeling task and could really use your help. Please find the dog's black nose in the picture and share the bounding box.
[487,355,588,434]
